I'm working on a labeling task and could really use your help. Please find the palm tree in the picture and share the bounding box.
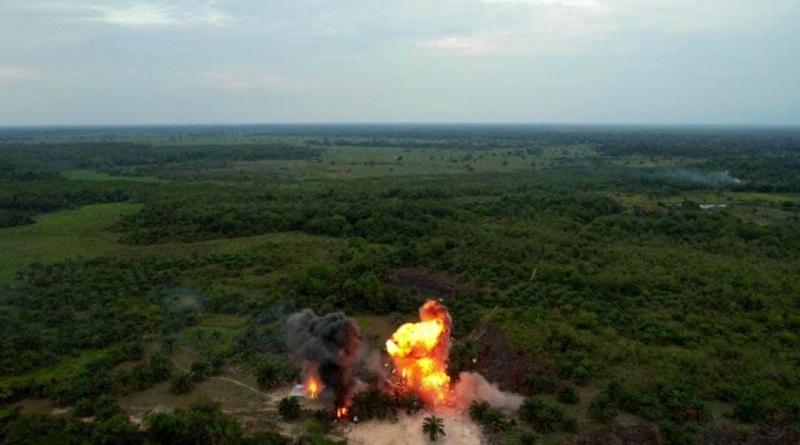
[256,361,281,390]
[520,397,562,433]
[278,396,302,420]
[422,415,446,442]
[170,371,194,395]
[589,393,618,423]
[788,399,800,421]
[190,361,209,382]
[468,401,490,423]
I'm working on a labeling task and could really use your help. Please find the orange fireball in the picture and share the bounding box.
[386,300,452,404]
[305,371,322,399]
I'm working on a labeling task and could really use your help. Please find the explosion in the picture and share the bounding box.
[386,300,452,405]
[287,309,362,415]
[305,369,322,399]
[287,300,518,426]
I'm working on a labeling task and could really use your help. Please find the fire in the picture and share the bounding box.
[386,300,452,405]
[306,372,322,399]
[336,406,349,420]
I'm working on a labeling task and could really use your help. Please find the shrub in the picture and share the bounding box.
[278,396,302,420]
[589,394,618,423]
[190,361,210,382]
[73,398,94,417]
[558,385,579,405]
[520,398,566,434]
[169,372,194,395]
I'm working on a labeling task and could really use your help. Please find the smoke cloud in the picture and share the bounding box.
[287,309,363,408]
[664,169,741,186]
[453,372,524,412]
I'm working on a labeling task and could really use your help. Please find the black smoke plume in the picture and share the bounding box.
[286,309,362,408]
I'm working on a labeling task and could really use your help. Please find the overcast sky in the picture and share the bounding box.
[1,0,799,126]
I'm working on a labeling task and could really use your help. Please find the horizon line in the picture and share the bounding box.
[2,121,799,130]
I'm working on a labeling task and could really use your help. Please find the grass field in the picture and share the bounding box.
[190,145,600,181]
[0,202,142,279]
[0,197,348,283]
[0,347,114,389]
[62,170,165,182]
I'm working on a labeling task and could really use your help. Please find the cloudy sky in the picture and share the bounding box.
[1,0,799,126]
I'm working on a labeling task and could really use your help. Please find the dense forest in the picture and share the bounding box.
[2,125,800,445]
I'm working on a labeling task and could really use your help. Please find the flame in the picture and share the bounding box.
[386,300,452,405]
[336,406,349,420]
[306,371,322,399]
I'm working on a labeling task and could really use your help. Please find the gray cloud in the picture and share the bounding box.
[1,0,799,125]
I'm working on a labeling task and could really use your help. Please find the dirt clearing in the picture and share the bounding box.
[346,409,483,445]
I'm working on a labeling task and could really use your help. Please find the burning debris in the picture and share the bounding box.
[286,309,362,413]
[386,300,452,405]
[306,370,322,399]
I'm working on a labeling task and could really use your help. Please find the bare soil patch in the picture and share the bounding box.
[346,409,482,445]
[467,327,540,393]
[572,424,662,445]
[384,267,478,300]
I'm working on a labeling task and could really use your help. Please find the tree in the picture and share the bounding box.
[256,360,282,390]
[145,399,243,445]
[49,384,73,406]
[94,393,122,421]
[557,385,579,405]
[163,334,175,353]
[519,397,567,434]
[468,401,510,434]
[131,364,154,390]
[248,431,292,445]
[468,401,490,423]
[149,351,172,382]
[74,398,95,418]
[788,399,800,421]
[113,370,134,395]
[278,396,302,420]
[90,414,140,445]
[190,361,209,382]
[422,415,446,442]
[170,372,194,395]
[589,393,618,423]
[351,388,395,421]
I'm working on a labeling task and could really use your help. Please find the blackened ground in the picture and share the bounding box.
[573,424,661,445]
[460,327,540,393]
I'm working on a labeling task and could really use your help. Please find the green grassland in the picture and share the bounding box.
[0,348,117,390]
[0,203,142,279]
[62,170,165,182]
[134,144,601,181]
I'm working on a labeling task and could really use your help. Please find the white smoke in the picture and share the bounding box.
[452,372,524,412]
[665,169,741,186]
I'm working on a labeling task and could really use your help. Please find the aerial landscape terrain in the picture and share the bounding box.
[2,0,800,444]
[1,124,800,444]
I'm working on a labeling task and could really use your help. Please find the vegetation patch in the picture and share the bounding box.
[0,202,141,279]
